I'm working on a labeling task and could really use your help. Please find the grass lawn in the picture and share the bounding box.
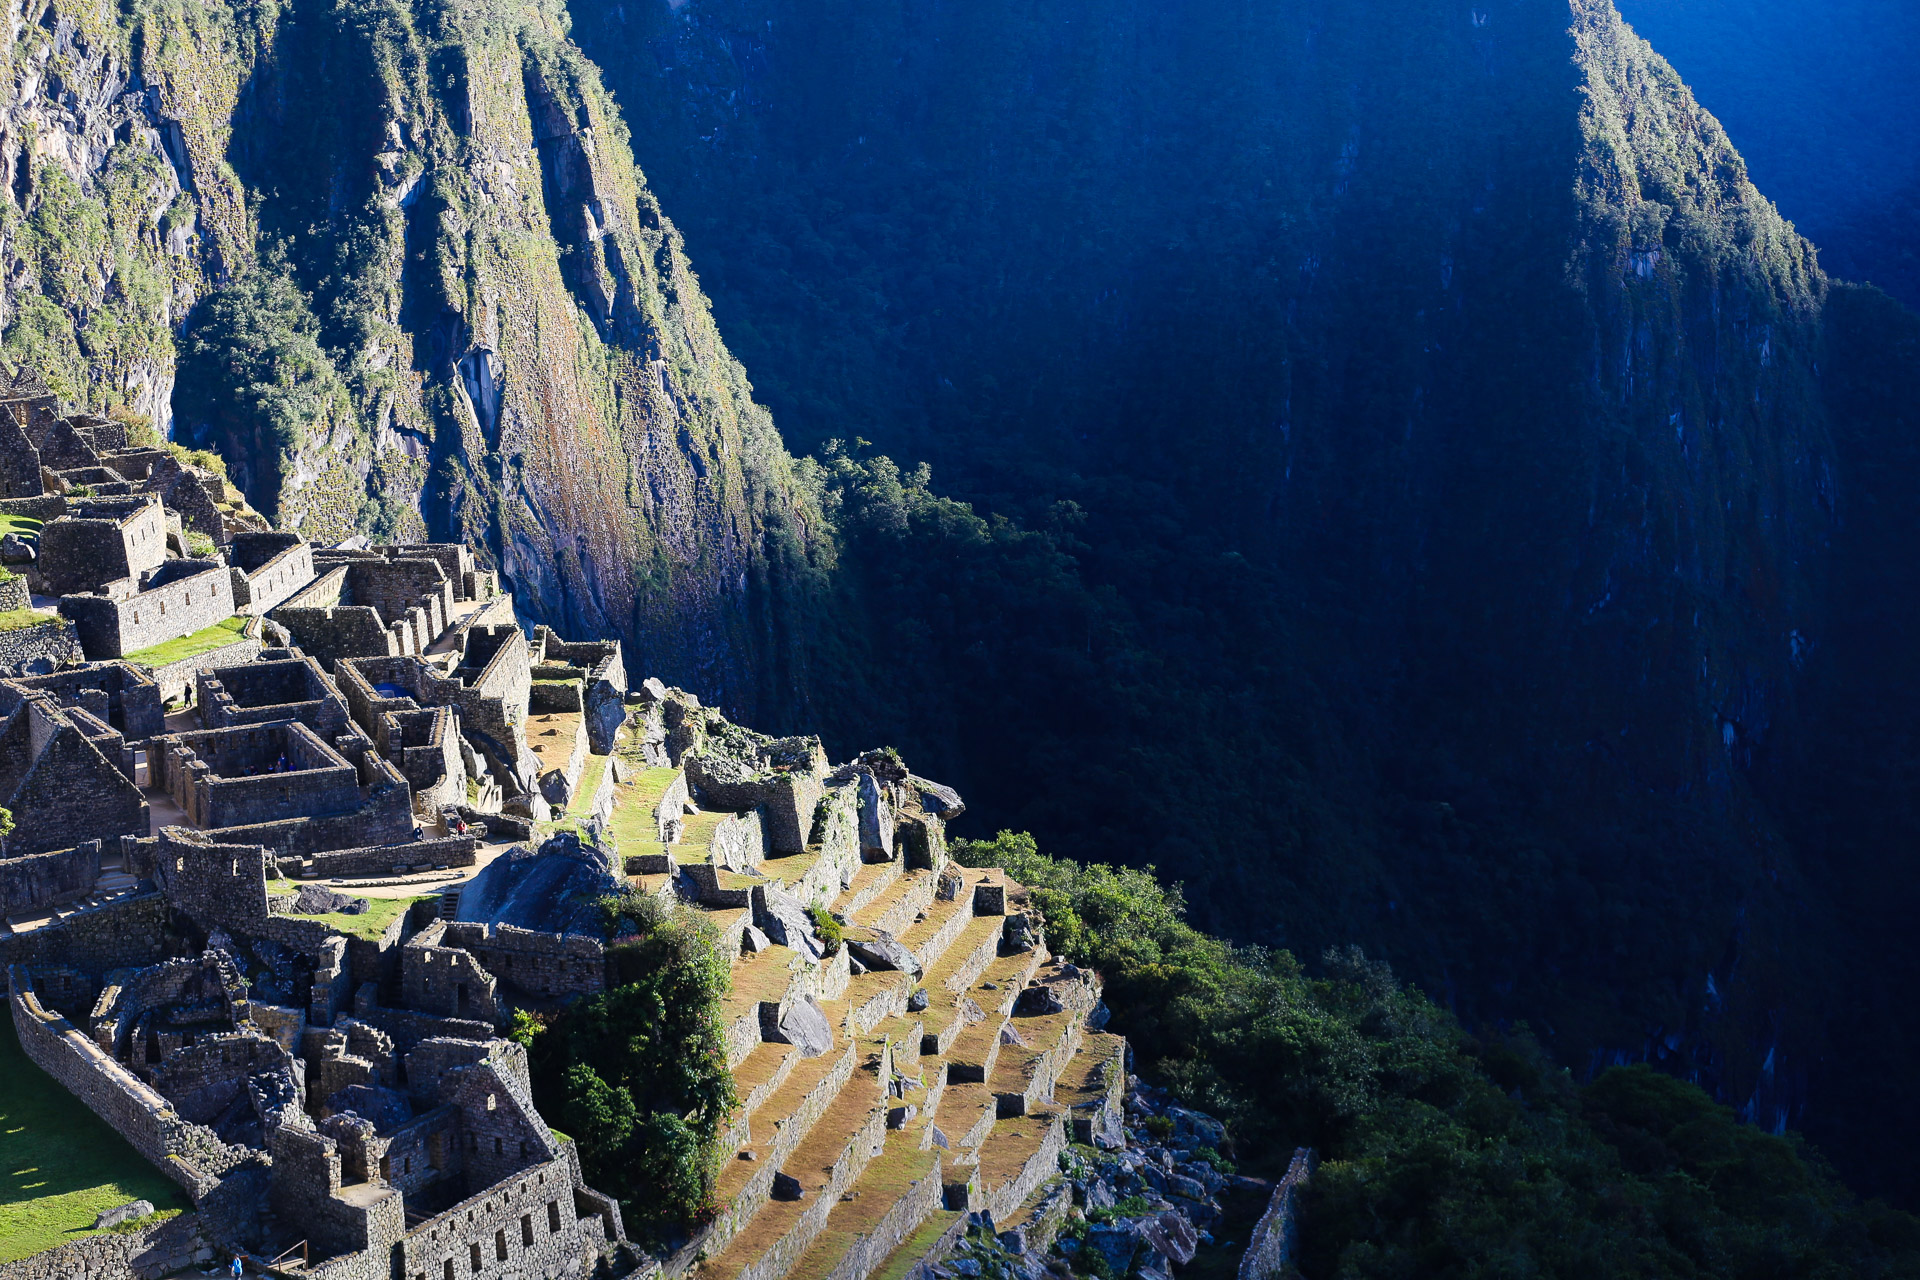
[0,1015,187,1263]
[296,893,434,941]
[0,609,57,633]
[122,615,248,668]
[607,766,682,855]
[0,514,43,541]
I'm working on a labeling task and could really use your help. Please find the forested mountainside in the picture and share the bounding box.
[572,0,1919,1199]
[1615,0,1920,306]
[4,0,1920,1213]
[0,0,829,710]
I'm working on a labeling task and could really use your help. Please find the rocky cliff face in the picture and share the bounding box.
[1,0,1913,1197]
[561,0,1892,1177]
[0,0,829,715]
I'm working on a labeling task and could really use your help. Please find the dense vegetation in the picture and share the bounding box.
[562,0,1920,1205]
[954,832,1920,1279]
[517,888,737,1248]
[1615,0,1920,307]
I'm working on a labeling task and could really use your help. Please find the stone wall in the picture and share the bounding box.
[439,922,606,1003]
[397,1147,612,1280]
[0,891,167,973]
[231,541,314,616]
[8,967,245,1198]
[6,662,164,738]
[0,840,102,911]
[60,559,235,660]
[1237,1148,1316,1280]
[152,829,273,937]
[0,699,149,856]
[304,835,477,878]
[0,1209,213,1280]
[0,493,63,520]
[275,568,405,670]
[0,616,83,669]
[147,633,259,703]
[39,499,164,596]
[153,721,360,830]
[196,653,350,738]
[149,1030,294,1125]
[403,923,501,1023]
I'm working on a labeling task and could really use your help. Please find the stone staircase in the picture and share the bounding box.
[605,760,1125,1280]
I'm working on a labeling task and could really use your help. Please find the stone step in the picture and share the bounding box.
[844,970,916,1038]
[779,1134,944,1280]
[721,1041,801,1154]
[926,1082,996,1155]
[850,867,940,938]
[721,948,810,1067]
[760,848,842,907]
[831,859,905,922]
[942,1010,1010,1087]
[706,1036,861,1262]
[917,916,1003,998]
[1054,1032,1127,1146]
[702,1081,891,1280]
[987,1009,1084,1116]
[971,1110,1067,1227]
[864,1208,966,1280]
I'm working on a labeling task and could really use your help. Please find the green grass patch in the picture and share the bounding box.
[298,893,432,941]
[0,609,57,633]
[122,616,248,669]
[0,1013,188,1263]
[0,514,43,542]
[606,767,682,853]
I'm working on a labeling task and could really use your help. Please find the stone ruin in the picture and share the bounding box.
[0,363,1139,1280]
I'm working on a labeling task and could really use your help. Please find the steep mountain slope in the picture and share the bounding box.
[2,0,1916,1202]
[0,0,829,710]
[565,0,1908,1188]
[1615,0,1920,306]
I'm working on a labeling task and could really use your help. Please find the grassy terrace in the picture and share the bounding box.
[0,1015,187,1263]
[607,766,682,856]
[268,882,432,941]
[0,608,58,633]
[299,894,431,941]
[0,513,42,542]
[123,615,248,668]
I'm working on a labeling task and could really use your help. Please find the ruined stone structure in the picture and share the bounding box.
[0,366,1129,1280]
[60,558,238,659]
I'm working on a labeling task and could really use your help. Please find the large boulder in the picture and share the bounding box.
[909,775,965,820]
[858,770,893,859]
[292,884,369,915]
[756,886,826,961]
[845,929,920,976]
[0,533,35,563]
[92,1201,154,1230]
[775,995,834,1057]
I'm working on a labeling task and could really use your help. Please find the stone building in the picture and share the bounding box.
[227,533,316,616]
[60,559,238,659]
[3,661,165,738]
[0,695,147,856]
[196,650,352,738]
[37,495,167,597]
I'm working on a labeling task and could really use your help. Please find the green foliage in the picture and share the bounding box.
[808,904,844,956]
[954,831,1920,1278]
[0,806,14,840]
[184,531,216,558]
[173,247,355,520]
[526,896,736,1247]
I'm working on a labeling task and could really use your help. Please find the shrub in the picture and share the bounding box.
[526,894,736,1248]
[953,830,1920,1278]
